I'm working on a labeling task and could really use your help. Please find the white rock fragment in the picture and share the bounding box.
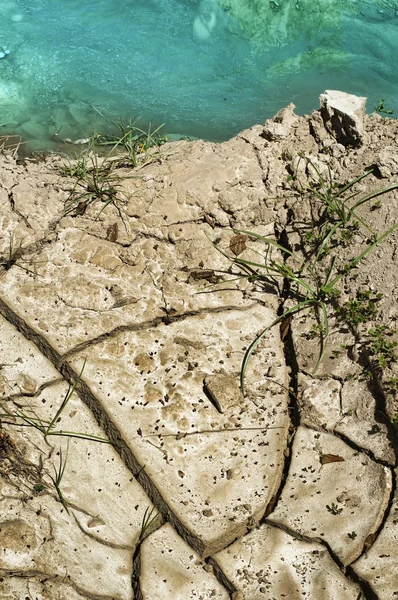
[215,523,361,599]
[203,371,243,413]
[377,146,398,177]
[262,103,298,141]
[320,90,367,147]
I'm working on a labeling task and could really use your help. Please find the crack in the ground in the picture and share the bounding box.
[138,425,287,440]
[8,187,33,230]
[302,361,398,468]
[0,294,236,594]
[71,510,136,551]
[160,216,207,228]
[55,291,141,314]
[60,302,259,360]
[353,466,396,563]
[0,568,123,600]
[205,557,238,598]
[244,213,381,597]
[131,546,143,600]
[0,229,59,275]
[366,368,398,465]
[0,377,62,403]
[264,519,375,600]
[288,421,396,563]
[255,221,300,523]
[325,425,394,469]
[66,224,133,247]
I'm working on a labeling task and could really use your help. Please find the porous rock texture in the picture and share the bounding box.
[0,93,398,599]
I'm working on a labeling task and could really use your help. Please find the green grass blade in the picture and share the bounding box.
[231,228,304,262]
[49,442,70,514]
[330,224,398,288]
[313,302,330,373]
[350,183,398,213]
[12,411,49,433]
[45,359,87,436]
[324,256,337,288]
[332,170,373,197]
[240,300,314,394]
[313,222,342,265]
[47,430,110,443]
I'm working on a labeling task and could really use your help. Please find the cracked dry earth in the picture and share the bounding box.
[1,101,398,600]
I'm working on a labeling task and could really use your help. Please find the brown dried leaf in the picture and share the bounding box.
[280,314,293,341]
[320,454,345,465]
[364,532,377,550]
[75,201,87,215]
[229,234,247,256]
[188,270,220,283]
[106,222,118,242]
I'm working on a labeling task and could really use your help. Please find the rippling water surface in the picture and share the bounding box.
[1,0,397,150]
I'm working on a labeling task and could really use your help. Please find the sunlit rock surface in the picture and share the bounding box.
[1,96,397,598]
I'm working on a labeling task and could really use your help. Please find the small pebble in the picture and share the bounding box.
[11,14,24,22]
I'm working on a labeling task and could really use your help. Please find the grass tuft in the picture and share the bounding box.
[212,165,398,394]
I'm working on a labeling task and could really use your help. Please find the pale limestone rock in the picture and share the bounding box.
[289,152,332,190]
[0,224,257,353]
[70,305,289,556]
[269,427,392,565]
[203,371,243,413]
[299,376,342,430]
[377,146,398,177]
[0,318,157,580]
[140,524,229,600]
[299,375,395,464]
[320,90,367,146]
[0,94,397,599]
[291,314,361,378]
[0,577,90,600]
[0,496,133,599]
[5,379,157,548]
[0,315,58,398]
[0,186,41,253]
[215,523,361,599]
[10,180,64,232]
[353,470,398,598]
[262,103,298,141]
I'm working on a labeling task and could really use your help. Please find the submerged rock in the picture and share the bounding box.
[0,45,10,59]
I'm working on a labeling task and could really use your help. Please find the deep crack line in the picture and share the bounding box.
[0,568,121,600]
[0,294,237,591]
[132,546,144,600]
[60,301,259,361]
[295,424,396,562]
[352,465,396,562]
[263,519,375,600]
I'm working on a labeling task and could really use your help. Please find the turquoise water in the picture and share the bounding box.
[1,0,398,150]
